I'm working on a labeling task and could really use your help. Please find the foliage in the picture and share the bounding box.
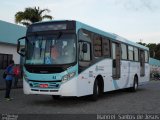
[137,42,160,60]
[137,42,147,47]
[15,7,53,26]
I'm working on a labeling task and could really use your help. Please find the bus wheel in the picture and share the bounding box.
[91,80,99,101]
[130,76,138,92]
[52,95,60,100]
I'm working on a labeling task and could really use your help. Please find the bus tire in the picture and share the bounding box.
[130,76,138,92]
[52,95,60,100]
[90,80,99,101]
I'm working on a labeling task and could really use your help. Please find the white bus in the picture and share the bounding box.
[17,20,150,100]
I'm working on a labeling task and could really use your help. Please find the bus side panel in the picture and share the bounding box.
[129,62,140,87]
[59,77,78,96]
[111,61,140,90]
[139,63,150,85]
[103,59,115,92]
[112,60,130,90]
[77,59,114,96]
[77,67,95,97]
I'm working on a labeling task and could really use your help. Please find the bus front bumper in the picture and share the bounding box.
[23,78,78,97]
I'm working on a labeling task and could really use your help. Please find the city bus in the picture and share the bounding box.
[17,20,150,100]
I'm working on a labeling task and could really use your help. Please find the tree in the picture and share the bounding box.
[146,43,156,58]
[155,43,160,60]
[137,42,160,60]
[137,42,147,46]
[15,7,53,26]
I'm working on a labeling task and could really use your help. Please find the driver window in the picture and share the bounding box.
[78,29,92,69]
[79,42,91,61]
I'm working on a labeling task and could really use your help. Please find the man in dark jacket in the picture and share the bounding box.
[5,60,14,101]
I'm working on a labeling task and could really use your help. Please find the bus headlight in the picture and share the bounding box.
[62,71,76,83]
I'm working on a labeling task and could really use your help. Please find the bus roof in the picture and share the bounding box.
[76,21,149,50]
[33,20,149,50]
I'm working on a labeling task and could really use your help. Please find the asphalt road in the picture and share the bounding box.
[0,80,160,114]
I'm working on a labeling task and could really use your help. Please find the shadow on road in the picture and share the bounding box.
[28,88,147,107]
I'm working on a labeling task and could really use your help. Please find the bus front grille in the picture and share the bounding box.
[28,80,61,89]
[31,89,58,92]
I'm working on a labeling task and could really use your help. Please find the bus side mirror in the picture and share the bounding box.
[17,36,26,57]
[82,43,88,53]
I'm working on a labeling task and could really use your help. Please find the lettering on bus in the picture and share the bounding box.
[95,66,104,71]
[89,71,93,77]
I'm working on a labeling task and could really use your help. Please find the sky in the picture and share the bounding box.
[0,0,160,44]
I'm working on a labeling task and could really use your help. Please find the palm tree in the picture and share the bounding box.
[15,7,53,26]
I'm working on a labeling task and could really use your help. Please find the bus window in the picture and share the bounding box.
[79,42,91,70]
[78,29,92,69]
[134,47,139,61]
[93,35,102,57]
[128,46,134,61]
[145,51,149,63]
[140,50,145,76]
[102,38,110,57]
[79,42,91,61]
[112,42,121,79]
[121,44,127,60]
[78,29,91,42]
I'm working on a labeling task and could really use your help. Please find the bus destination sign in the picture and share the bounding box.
[32,24,67,32]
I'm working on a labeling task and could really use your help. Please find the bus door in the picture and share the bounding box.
[140,50,145,76]
[112,42,121,79]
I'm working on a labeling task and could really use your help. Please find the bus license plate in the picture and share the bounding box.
[39,84,48,88]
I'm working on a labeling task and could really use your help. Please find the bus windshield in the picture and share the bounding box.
[26,34,76,65]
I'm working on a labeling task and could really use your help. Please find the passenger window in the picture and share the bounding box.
[79,42,91,61]
[134,47,139,61]
[78,29,92,69]
[102,38,110,57]
[128,46,134,60]
[121,44,127,60]
[93,35,102,57]
[145,51,149,62]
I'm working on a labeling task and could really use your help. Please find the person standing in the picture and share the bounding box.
[5,60,15,101]
[13,65,20,88]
